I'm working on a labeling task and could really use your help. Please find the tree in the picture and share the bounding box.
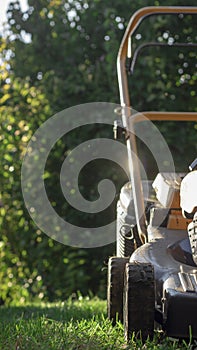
[0,0,196,303]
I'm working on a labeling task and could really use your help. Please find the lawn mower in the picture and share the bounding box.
[107,6,197,341]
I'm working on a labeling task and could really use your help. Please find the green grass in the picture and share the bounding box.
[0,297,195,350]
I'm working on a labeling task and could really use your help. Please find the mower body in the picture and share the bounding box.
[118,179,197,338]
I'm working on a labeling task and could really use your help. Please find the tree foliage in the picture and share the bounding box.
[0,0,196,303]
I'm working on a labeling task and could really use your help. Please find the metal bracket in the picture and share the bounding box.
[178,269,197,293]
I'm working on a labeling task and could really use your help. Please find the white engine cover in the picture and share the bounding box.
[180,170,197,214]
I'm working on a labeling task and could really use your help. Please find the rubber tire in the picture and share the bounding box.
[107,257,129,323]
[123,262,155,341]
[117,224,135,257]
[116,201,136,257]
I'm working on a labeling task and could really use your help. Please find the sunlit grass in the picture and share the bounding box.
[0,297,195,349]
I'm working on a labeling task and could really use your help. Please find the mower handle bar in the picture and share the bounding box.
[117,7,197,244]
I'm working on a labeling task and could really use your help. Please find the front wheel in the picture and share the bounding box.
[107,257,129,323]
[123,262,155,341]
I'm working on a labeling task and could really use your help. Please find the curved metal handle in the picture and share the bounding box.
[117,7,197,243]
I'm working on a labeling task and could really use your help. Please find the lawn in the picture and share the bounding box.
[0,296,195,350]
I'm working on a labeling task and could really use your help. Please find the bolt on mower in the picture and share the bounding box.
[107,6,197,341]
